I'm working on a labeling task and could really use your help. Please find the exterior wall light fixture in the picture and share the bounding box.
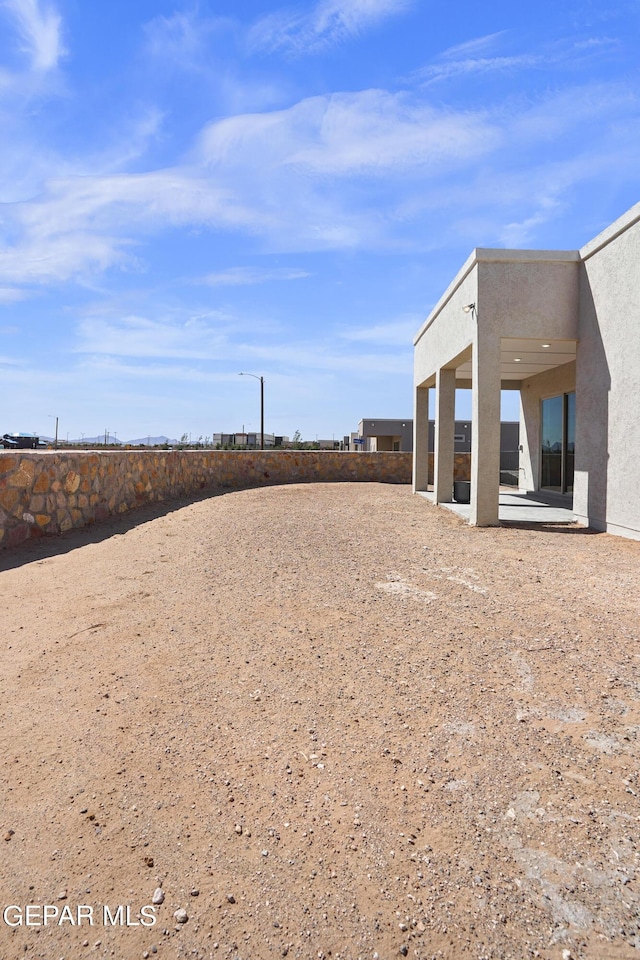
[462,303,476,313]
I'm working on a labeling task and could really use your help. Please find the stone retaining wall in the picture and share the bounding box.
[426,453,471,485]
[0,450,412,550]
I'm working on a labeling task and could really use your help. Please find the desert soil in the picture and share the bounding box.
[0,482,639,960]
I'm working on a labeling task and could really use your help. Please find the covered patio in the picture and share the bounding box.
[413,248,580,526]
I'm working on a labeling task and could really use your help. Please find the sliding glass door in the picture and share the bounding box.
[541,392,575,495]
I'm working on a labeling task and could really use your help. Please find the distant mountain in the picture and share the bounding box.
[126,436,178,446]
[71,435,124,445]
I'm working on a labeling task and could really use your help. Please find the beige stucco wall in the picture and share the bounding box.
[478,256,579,341]
[413,253,478,388]
[0,450,412,551]
[574,203,640,539]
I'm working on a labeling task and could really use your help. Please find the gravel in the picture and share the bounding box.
[0,481,639,959]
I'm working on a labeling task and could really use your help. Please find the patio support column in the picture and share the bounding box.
[434,368,456,503]
[413,384,430,492]
[470,335,501,526]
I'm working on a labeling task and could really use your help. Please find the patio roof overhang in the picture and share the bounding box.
[414,247,581,390]
[438,337,578,390]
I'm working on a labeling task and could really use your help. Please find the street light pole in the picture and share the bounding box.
[239,373,265,450]
[260,376,264,451]
[48,415,59,449]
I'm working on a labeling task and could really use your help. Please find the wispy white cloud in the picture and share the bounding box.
[72,307,412,377]
[418,53,541,85]
[573,36,618,51]
[0,230,131,284]
[201,266,310,286]
[2,0,66,71]
[339,315,419,346]
[2,76,640,288]
[509,81,634,143]
[498,196,566,247]
[248,0,412,55]
[312,0,412,42]
[73,312,234,360]
[412,31,539,85]
[416,31,621,87]
[439,32,508,60]
[101,108,166,173]
[0,170,274,284]
[142,9,290,116]
[0,287,27,303]
[73,344,411,393]
[0,89,500,284]
[143,9,233,70]
[198,89,499,176]
[242,338,411,375]
[77,355,242,383]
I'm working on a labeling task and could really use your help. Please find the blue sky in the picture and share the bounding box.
[1,0,639,442]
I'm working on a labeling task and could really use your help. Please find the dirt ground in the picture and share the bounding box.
[0,482,639,960]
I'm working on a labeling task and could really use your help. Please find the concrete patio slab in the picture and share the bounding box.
[418,489,577,524]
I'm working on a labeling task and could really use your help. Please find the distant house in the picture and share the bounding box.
[212,432,287,448]
[357,419,413,452]
[413,201,640,541]
[356,417,519,463]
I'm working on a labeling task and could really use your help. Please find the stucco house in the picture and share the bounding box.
[413,201,640,541]
[356,417,519,465]
[357,419,413,452]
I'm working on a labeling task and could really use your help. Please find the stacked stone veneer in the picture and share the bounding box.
[0,450,412,550]
[426,453,471,485]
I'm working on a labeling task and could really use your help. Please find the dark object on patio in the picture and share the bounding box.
[453,480,471,503]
